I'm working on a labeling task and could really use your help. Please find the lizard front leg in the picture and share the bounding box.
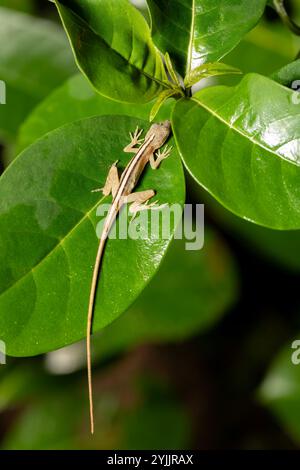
[123,126,144,154]
[150,145,173,170]
[92,160,120,198]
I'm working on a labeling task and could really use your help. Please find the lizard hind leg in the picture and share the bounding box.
[92,160,120,198]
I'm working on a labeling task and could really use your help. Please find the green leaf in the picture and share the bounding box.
[150,89,180,122]
[172,73,300,230]
[0,7,76,142]
[259,339,300,444]
[17,74,176,153]
[54,0,170,104]
[0,115,185,357]
[272,59,300,87]
[147,0,268,77]
[184,62,241,88]
[92,230,238,362]
[164,53,181,88]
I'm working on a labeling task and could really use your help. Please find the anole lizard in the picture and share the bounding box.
[87,121,173,434]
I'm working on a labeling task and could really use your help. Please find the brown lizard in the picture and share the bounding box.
[87,121,173,433]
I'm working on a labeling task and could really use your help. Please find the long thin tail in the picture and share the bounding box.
[86,235,107,435]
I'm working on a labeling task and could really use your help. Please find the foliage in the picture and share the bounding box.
[0,115,184,355]
[1,0,300,450]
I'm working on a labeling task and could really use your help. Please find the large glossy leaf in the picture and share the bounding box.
[0,7,76,142]
[17,74,175,152]
[172,73,300,230]
[259,339,300,444]
[0,115,185,356]
[54,0,170,104]
[147,0,268,77]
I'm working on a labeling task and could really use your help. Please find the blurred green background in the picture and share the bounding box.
[1,0,300,450]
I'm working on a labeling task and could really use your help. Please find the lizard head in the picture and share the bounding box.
[145,120,171,149]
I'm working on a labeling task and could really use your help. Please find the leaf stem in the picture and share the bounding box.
[273,0,300,36]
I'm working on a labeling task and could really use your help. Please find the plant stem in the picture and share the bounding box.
[273,0,300,36]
